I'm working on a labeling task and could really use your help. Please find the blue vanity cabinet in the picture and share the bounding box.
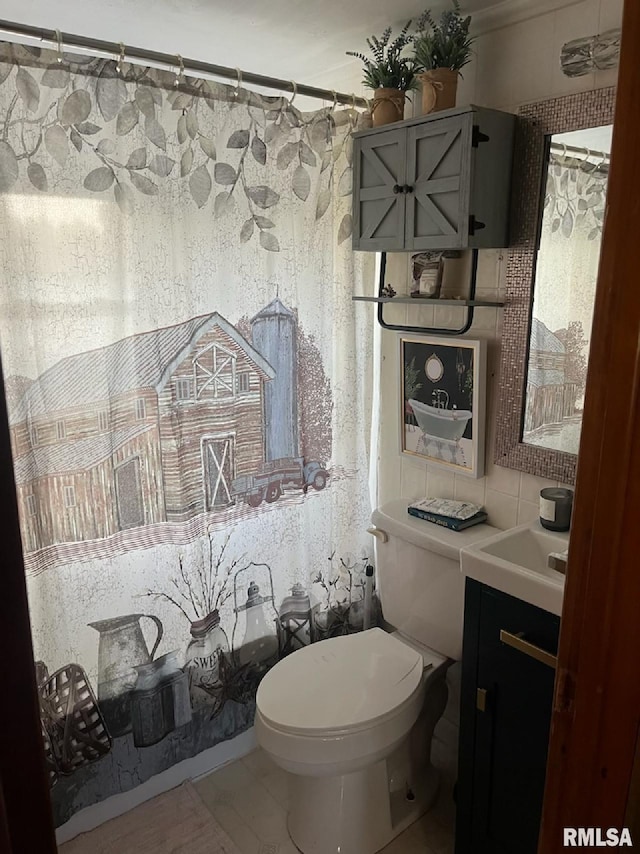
[455,579,560,854]
[351,106,516,252]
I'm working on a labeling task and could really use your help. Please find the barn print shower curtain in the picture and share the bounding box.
[0,41,375,826]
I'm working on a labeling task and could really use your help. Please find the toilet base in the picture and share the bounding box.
[287,755,440,854]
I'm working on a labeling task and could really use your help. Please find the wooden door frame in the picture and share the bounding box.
[0,356,57,852]
[539,0,640,847]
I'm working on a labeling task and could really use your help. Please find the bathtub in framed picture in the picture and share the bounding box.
[400,336,487,478]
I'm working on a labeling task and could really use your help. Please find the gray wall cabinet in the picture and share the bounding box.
[352,106,516,252]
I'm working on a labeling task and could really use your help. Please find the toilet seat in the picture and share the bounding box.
[256,628,437,737]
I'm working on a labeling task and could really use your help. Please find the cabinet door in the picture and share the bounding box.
[472,586,560,854]
[405,114,473,251]
[352,128,406,251]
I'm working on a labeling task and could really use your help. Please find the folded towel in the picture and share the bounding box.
[409,497,484,521]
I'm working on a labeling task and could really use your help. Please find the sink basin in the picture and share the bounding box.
[460,521,570,615]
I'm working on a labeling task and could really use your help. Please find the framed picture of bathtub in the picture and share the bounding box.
[400,336,487,478]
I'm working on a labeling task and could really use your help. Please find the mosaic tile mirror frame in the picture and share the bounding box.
[495,86,616,484]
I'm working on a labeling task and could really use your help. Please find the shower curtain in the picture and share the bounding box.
[0,40,375,826]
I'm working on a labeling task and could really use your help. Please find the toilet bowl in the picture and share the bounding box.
[255,499,499,854]
[256,628,448,854]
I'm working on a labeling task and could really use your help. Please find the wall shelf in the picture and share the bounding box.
[355,249,505,336]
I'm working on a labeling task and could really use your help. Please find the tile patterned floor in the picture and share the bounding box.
[194,736,456,854]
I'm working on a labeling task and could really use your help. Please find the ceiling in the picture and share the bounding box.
[0,0,578,96]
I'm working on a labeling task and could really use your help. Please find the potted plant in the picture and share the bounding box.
[413,1,475,114]
[346,22,420,127]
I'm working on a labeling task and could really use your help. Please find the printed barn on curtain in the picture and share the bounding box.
[0,41,374,826]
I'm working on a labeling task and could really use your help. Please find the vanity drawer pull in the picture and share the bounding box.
[499,630,557,670]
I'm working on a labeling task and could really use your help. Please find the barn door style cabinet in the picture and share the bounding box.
[351,106,516,252]
[456,580,560,854]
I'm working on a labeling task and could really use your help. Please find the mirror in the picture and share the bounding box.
[495,88,616,483]
[523,125,611,455]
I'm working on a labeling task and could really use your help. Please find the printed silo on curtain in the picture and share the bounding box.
[251,299,299,461]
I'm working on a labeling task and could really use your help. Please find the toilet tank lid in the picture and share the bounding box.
[371,499,501,562]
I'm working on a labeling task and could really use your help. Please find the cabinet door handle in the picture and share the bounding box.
[393,184,403,194]
[404,184,414,193]
[499,630,557,669]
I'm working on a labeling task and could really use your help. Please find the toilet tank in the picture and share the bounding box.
[370,499,500,660]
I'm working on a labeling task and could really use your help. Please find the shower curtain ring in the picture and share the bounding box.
[234,67,243,99]
[116,42,126,74]
[288,80,297,107]
[174,54,185,87]
[55,28,63,64]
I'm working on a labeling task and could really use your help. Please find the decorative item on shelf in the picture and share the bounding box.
[381,284,397,298]
[184,609,230,709]
[410,251,445,298]
[277,583,316,657]
[413,1,475,114]
[539,487,574,532]
[346,22,420,127]
[232,565,279,671]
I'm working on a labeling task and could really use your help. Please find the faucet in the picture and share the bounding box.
[432,389,449,409]
[548,550,568,575]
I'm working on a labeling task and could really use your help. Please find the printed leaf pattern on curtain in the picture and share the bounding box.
[0,41,360,248]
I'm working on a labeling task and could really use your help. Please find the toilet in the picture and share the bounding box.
[255,498,499,854]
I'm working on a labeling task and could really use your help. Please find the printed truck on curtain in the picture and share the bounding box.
[7,298,328,556]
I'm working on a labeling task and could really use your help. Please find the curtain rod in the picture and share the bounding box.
[0,18,369,108]
[550,141,610,161]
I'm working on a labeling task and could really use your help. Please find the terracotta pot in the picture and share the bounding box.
[418,69,459,114]
[371,87,406,127]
